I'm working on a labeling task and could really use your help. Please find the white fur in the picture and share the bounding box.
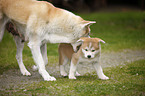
[93,62,109,80]
[60,57,81,77]
[60,57,69,77]
[71,42,82,52]
[69,61,77,79]
[89,42,92,49]
[60,65,68,77]
[82,48,99,59]
[14,36,31,76]
[0,17,9,42]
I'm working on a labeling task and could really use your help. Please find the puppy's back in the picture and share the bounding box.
[58,43,74,61]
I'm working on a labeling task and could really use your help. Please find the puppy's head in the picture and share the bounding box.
[77,37,105,59]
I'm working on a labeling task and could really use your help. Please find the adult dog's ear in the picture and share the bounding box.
[81,21,96,27]
[95,38,106,44]
[77,37,88,43]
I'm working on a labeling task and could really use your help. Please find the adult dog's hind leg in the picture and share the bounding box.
[41,44,48,65]
[14,36,31,76]
[0,16,8,42]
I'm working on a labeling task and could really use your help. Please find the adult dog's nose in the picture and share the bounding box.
[87,55,91,58]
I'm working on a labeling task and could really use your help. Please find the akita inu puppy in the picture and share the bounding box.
[58,37,109,80]
[0,0,95,81]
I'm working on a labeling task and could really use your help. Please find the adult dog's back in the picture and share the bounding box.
[0,0,55,41]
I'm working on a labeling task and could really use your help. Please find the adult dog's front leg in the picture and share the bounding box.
[93,62,109,80]
[28,43,56,81]
[33,44,48,71]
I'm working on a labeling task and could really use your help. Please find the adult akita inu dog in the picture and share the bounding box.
[0,0,95,81]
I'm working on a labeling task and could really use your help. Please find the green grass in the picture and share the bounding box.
[1,60,145,96]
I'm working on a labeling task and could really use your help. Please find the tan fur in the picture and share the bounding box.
[58,43,74,65]
[0,0,53,24]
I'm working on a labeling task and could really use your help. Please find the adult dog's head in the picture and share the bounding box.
[45,7,96,43]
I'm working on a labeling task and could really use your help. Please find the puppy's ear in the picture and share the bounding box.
[82,21,96,27]
[99,39,105,43]
[95,38,105,44]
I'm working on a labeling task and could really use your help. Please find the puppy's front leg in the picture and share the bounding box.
[28,43,56,81]
[93,61,109,80]
[69,61,77,79]
[69,56,78,79]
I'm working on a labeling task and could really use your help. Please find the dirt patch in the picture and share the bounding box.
[0,50,145,91]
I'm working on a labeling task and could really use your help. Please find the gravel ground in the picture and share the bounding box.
[0,50,145,90]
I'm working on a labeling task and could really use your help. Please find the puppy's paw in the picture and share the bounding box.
[60,72,68,77]
[75,71,81,76]
[61,73,68,77]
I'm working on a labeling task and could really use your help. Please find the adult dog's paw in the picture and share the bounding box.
[99,75,109,80]
[21,69,31,76]
[44,76,56,81]
[69,76,76,79]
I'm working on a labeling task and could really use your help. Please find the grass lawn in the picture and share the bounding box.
[1,60,145,96]
[0,11,145,95]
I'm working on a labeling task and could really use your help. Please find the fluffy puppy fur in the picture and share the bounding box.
[58,37,109,80]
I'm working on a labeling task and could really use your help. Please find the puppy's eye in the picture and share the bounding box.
[85,49,88,51]
[92,50,95,52]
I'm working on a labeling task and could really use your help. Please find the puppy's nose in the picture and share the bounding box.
[87,55,91,58]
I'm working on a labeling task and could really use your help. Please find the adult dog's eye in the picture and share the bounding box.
[85,49,88,51]
[92,50,95,52]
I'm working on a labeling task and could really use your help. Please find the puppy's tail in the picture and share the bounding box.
[0,10,8,42]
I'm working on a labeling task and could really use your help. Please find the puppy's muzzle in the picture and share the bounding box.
[87,55,91,59]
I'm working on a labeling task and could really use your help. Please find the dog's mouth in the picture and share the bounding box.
[84,55,95,59]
